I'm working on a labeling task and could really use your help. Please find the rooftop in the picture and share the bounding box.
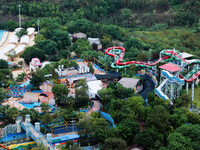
[88,38,101,45]
[73,32,87,38]
[181,52,193,59]
[159,63,181,72]
[118,77,140,89]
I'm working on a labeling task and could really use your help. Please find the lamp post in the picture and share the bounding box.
[149,49,152,62]
[37,19,40,34]
[70,120,75,141]
[18,4,21,28]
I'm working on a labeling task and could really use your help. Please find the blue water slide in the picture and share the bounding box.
[100,111,116,128]
[161,70,185,85]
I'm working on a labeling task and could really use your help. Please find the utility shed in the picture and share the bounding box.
[118,77,140,89]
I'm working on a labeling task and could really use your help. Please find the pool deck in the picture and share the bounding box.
[0,31,9,48]
[2,97,25,110]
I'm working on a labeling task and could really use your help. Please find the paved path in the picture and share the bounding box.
[86,100,101,116]
[139,74,155,99]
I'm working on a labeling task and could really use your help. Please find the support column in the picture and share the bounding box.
[25,114,30,123]
[26,124,30,139]
[171,82,174,100]
[47,133,52,144]
[16,117,22,133]
[186,82,189,95]
[35,122,40,132]
[191,81,194,101]
[37,135,42,144]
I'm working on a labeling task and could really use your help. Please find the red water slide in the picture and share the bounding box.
[106,47,200,82]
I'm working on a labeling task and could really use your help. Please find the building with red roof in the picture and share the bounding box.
[159,63,181,73]
[30,58,42,72]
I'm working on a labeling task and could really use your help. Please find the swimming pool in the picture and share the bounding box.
[18,101,58,113]
[0,30,5,42]
[19,102,41,109]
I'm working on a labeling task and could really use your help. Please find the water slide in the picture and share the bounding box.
[8,141,36,149]
[106,47,200,82]
[155,70,184,100]
[8,80,32,97]
[0,144,10,150]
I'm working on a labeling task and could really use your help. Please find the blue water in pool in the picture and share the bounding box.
[0,30,5,42]
[19,102,41,109]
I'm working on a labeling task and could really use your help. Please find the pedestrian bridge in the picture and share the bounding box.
[17,115,54,150]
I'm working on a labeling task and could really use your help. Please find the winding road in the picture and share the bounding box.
[139,74,155,100]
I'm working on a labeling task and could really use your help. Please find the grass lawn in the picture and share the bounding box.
[188,86,200,107]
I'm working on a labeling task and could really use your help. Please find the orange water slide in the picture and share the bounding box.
[0,144,11,150]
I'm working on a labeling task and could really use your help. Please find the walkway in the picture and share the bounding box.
[19,120,54,150]
[85,100,101,116]
[139,74,155,99]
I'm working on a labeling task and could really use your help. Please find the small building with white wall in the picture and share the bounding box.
[30,58,42,72]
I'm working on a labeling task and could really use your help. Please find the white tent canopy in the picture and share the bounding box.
[87,80,103,98]
[15,45,27,54]
[0,44,16,54]
[13,28,23,35]
[0,54,8,60]
[20,35,29,44]
[9,35,18,44]
[27,28,35,35]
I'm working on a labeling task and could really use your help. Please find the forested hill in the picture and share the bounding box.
[0,0,200,59]
[1,0,199,27]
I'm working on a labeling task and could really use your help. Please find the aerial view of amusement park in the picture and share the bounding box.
[0,0,200,150]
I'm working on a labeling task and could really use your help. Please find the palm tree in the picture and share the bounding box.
[8,49,17,61]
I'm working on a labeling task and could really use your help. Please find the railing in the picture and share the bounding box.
[27,121,35,130]
[19,122,26,130]
[29,131,37,141]
[39,131,47,142]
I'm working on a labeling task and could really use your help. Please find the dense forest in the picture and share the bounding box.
[0,0,200,61]
[0,0,200,150]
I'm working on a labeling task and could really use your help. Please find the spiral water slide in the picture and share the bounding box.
[106,47,200,82]
[155,70,185,100]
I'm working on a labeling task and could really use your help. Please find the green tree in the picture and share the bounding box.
[175,93,192,108]
[166,132,192,150]
[120,8,133,27]
[0,88,6,104]
[135,129,164,150]
[0,59,8,69]
[41,113,51,129]
[21,46,46,64]
[77,117,93,140]
[52,84,70,106]
[37,39,58,55]
[75,79,89,108]
[170,108,188,129]
[92,118,109,142]
[5,107,19,123]
[118,119,140,144]
[16,29,28,41]
[103,138,127,150]
[40,103,50,113]
[7,20,18,31]
[137,51,148,61]
[146,105,170,135]
[87,63,94,74]
[58,50,71,59]
[30,72,45,90]
[100,35,112,49]
[52,29,71,49]
[7,49,17,61]
[185,111,200,124]
[70,39,92,56]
